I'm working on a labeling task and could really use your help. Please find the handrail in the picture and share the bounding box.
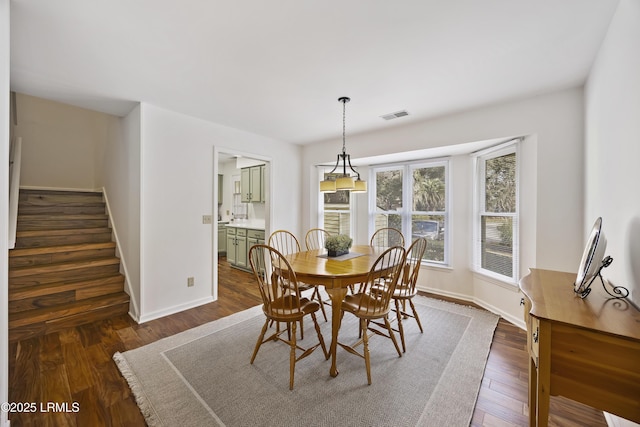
[8,136,22,249]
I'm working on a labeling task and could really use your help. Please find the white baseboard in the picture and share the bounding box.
[604,413,639,427]
[418,286,526,330]
[138,296,215,324]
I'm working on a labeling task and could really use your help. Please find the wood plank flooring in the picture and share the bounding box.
[8,258,608,426]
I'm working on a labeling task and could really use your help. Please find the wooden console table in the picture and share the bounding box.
[520,269,640,426]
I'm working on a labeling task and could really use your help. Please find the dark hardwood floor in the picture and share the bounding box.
[8,258,608,426]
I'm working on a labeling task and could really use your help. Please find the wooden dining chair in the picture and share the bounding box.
[374,237,428,353]
[305,228,331,251]
[248,244,328,390]
[268,230,327,322]
[370,227,405,248]
[354,227,404,294]
[338,245,406,385]
[268,229,301,257]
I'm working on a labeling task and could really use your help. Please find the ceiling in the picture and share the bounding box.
[9,0,619,145]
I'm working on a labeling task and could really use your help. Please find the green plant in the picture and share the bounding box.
[497,220,513,246]
[324,234,353,252]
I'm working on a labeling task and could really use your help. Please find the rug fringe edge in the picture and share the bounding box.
[113,351,164,427]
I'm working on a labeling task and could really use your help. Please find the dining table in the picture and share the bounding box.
[283,244,391,377]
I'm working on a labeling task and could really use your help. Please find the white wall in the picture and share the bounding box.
[103,105,141,320]
[302,88,584,325]
[585,0,640,308]
[138,103,301,321]
[14,93,115,191]
[1,1,10,425]
[584,0,640,419]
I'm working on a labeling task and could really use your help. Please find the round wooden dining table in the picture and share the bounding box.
[283,244,389,377]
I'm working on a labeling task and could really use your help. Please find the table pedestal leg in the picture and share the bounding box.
[325,287,348,377]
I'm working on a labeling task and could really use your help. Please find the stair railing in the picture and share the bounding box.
[8,136,22,249]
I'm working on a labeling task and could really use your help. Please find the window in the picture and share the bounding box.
[373,167,403,245]
[321,173,352,236]
[473,142,519,283]
[411,163,446,262]
[371,160,449,264]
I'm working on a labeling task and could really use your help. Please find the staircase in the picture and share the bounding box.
[8,189,130,342]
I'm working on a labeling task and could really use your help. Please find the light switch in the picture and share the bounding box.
[203,215,212,224]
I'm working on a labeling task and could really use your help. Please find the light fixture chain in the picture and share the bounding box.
[342,98,346,154]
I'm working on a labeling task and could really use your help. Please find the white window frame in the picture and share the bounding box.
[317,167,355,238]
[472,140,520,284]
[369,159,450,266]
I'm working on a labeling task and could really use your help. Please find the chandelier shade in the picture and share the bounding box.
[352,179,367,193]
[319,97,367,193]
[335,175,356,190]
[319,179,337,193]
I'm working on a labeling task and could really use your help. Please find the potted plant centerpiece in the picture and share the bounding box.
[324,234,353,257]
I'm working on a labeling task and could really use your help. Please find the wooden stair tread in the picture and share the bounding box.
[19,190,103,203]
[9,273,124,301]
[18,213,108,220]
[8,302,130,342]
[9,242,117,269]
[9,292,130,328]
[9,257,121,278]
[16,227,112,237]
[12,231,114,249]
[18,199,105,206]
[9,241,116,257]
[17,220,109,231]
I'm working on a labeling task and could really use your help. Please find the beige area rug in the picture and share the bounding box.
[113,295,499,427]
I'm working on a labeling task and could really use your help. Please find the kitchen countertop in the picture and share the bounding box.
[225,220,265,230]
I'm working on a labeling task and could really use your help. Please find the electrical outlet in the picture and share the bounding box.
[187,277,194,287]
[202,215,212,224]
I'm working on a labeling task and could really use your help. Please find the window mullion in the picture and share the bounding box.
[403,164,411,245]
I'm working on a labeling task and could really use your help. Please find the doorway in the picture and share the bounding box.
[214,150,271,301]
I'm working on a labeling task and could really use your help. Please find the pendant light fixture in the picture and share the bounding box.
[320,97,367,193]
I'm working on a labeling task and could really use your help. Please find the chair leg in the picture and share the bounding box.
[250,319,270,364]
[289,321,296,390]
[384,315,402,357]
[299,317,304,340]
[294,292,306,340]
[409,299,424,333]
[285,321,303,341]
[395,299,406,353]
[361,318,372,385]
[314,288,328,322]
[310,311,329,359]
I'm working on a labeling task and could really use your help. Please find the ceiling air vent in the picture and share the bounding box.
[380,110,409,121]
